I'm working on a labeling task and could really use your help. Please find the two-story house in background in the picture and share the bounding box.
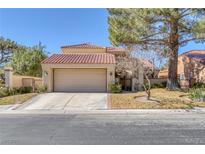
[158,50,205,88]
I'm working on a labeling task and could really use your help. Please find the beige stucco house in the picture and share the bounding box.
[41,43,123,92]
[41,43,159,92]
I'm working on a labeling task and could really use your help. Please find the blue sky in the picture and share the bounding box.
[0,8,204,55]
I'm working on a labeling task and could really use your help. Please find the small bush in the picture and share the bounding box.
[151,83,163,88]
[36,85,47,93]
[161,81,167,87]
[0,87,18,97]
[0,87,10,98]
[0,86,33,98]
[151,81,167,89]
[0,85,47,98]
[109,83,122,93]
[188,88,205,102]
[192,82,205,89]
[0,69,5,84]
[17,87,33,94]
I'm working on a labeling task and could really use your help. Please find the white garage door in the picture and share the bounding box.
[54,68,107,92]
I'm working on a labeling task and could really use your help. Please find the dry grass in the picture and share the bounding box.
[0,93,37,105]
[110,88,205,109]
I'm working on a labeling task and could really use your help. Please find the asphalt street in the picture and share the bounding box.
[1,111,205,144]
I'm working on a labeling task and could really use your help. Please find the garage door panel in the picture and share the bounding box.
[54,69,107,92]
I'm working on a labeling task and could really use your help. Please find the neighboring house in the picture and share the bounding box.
[158,50,205,87]
[41,43,158,92]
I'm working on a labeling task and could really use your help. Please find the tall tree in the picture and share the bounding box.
[108,8,205,90]
[0,37,18,66]
[11,42,47,77]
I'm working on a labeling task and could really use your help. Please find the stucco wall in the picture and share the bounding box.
[12,75,42,88]
[42,63,115,92]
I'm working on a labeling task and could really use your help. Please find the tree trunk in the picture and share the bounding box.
[143,73,151,100]
[147,89,151,100]
[166,53,179,90]
[166,15,180,90]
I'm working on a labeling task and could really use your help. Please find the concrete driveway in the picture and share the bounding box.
[18,93,108,111]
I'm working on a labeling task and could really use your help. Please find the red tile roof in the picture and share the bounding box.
[182,50,205,56]
[41,53,116,64]
[61,43,105,49]
[181,50,205,65]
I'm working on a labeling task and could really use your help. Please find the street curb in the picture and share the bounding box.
[0,108,204,115]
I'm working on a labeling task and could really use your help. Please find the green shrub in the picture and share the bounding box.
[192,82,205,89]
[151,83,163,88]
[0,69,5,84]
[161,81,167,87]
[188,88,205,102]
[15,87,33,94]
[0,87,10,98]
[109,83,122,93]
[0,87,17,97]
[151,81,167,88]
[0,86,33,98]
[36,85,47,93]
[0,84,46,98]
